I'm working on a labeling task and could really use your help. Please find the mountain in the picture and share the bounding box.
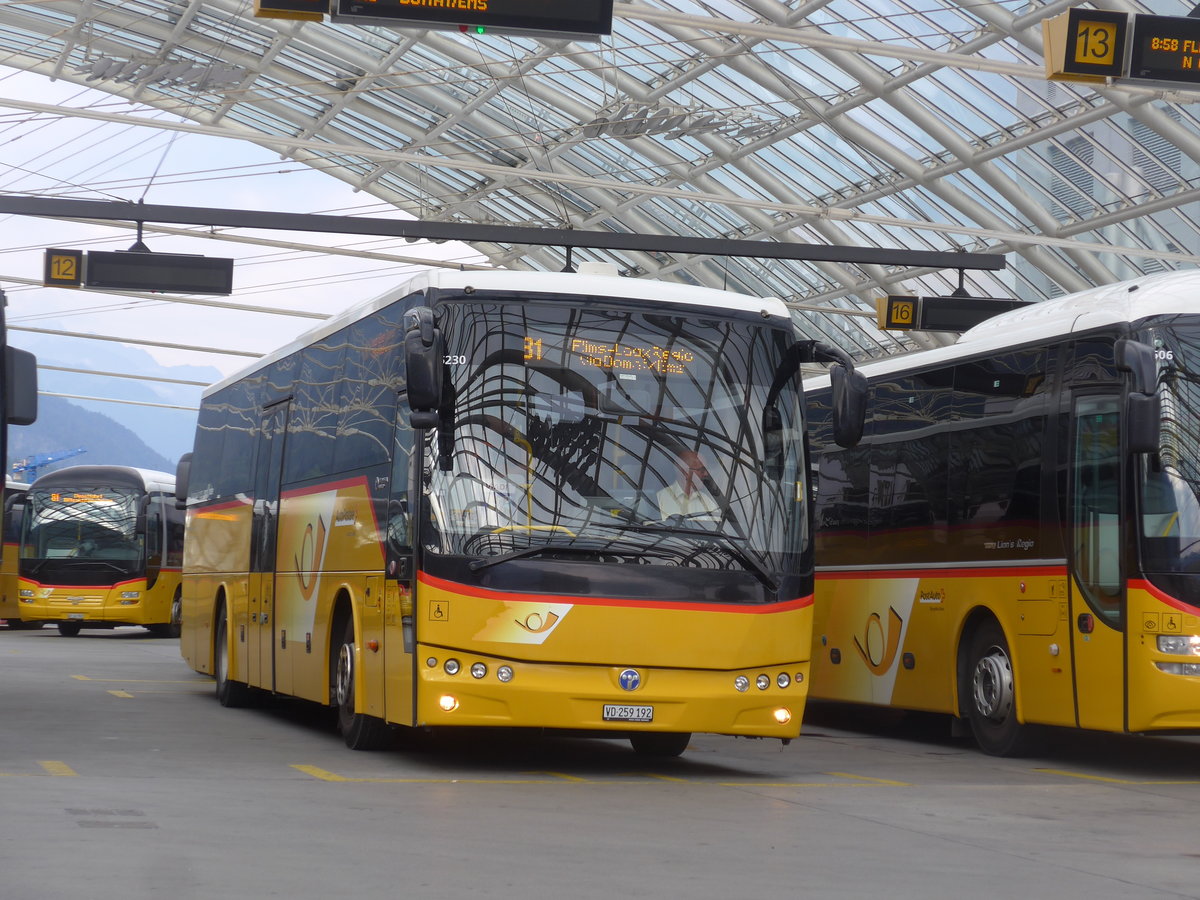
[9,333,226,466]
[8,395,175,480]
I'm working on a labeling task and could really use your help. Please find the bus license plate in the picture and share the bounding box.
[67,613,84,620]
[603,704,653,723]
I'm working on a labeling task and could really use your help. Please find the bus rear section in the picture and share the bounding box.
[179,268,863,755]
[0,480,37,629]
[17,465,185,637]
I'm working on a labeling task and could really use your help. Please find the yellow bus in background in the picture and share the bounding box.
[17,465,185,637]
[806,269,1200,755]
[0,479,37,629]
[175,267,863,755]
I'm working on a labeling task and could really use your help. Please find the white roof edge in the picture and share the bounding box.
[206,270,790,397]
[806,269,1200,389]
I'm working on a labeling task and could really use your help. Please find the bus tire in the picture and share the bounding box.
[57,622,82,637]
[149,591,183,639]
[215,611,254,708]
[964,620,1037,757]
[332,617,392,751]
[629,732,691,758]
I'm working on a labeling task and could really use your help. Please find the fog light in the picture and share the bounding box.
[497,665,513,683]
[777,673,790,689]
[444,658,460,675]
[773,707,792,725]
[438,694,458,712]
[118,599,136,606]
[1156,662,1200,675]
[756,674,770,691]
[470,662,487,679]
[734,675,749,693]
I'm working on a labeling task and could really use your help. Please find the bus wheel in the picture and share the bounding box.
[332,618,392,751]
[57,622,82,637]
[156,592,183,639]
[215,613,254,708]
[629,732,691,758]
[965,621,1036,757]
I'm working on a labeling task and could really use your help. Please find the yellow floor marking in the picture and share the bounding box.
[291,765,569,784]
[290,764,906,788]
[1036,768,1200,786]
[75,676,208,684]
[39,761,78,777]
[107,690,135,699]
[827,771,911,786]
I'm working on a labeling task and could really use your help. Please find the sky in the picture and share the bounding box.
[0,66,485,387]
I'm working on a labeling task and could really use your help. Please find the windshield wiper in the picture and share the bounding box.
[469,542,598,572]
[588,522,778,592]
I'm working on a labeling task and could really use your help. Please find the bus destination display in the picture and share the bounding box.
[524,335,695,375]
[331,0,614,37]
[1130,14,1200,84]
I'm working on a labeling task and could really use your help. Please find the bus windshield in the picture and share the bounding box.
[419,298,808,603]
[21,486,143,582]
[1137,320,1200,592]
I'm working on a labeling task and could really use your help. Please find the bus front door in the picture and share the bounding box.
[1068,394,1126,732]
[249,401,289,692]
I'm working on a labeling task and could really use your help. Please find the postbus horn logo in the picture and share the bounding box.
[618,669,641,691]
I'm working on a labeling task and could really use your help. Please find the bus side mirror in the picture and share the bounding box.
[830,364,867,449]
[1117,338,1161,454]
[404,306,445,430]
[6,347,37,426]
[174,452,192,510]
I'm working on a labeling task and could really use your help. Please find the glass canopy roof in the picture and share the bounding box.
[2,0,1200,362]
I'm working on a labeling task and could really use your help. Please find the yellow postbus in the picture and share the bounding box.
[805,269,1200,755]
[174,267,863,754]
[1,479,37,629]
[17,465,185,637]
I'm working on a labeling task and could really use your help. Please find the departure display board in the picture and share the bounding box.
[1129,14,1200,84]
[331,0,613,38]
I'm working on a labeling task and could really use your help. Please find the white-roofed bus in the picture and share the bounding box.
[805,269,1200,755]
[174,265,864,755]
[16,465,184,637]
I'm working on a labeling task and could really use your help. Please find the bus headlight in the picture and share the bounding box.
[470,662,487,679]
[497,666,513,683]
[120,591,140,599]
[777,673,791,689]
[756,674,770,691]
[18,589,33,599]
[773,707,792,725]
[444,659,461,676]
[1157,635,1200,656]
[438,695,459,712]
[734,676,750,693]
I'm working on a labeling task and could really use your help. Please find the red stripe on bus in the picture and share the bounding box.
[281,475,371,499]
[1130,578,1200,614]
[417,571,812,613]
[21,577,146,590]
[818,564,1067,581]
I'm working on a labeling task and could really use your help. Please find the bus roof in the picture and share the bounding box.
[207,268,789,398]
[808,268,1200,389]
[27,465,175,494]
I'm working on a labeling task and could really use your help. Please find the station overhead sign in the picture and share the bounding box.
[877,295,1031,333]
[254,0,327,21]
[43,248,234,296]
[1128,14,1200,84]
[330,0,614,39]
[1042,7,1128,82]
